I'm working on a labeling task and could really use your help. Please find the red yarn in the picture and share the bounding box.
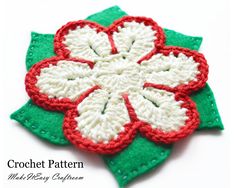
[25,16,208,154]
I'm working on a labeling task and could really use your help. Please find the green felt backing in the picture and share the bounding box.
[10,100,69,145]
[10,5,223,188]
[191,84,223,130]
[26,33,55,71]
[103,134,172,187]
[164,28,202,50]
[86,6,127,27]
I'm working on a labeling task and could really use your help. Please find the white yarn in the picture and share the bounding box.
[36,52,199,101]
[76,89,130,143]
[35,22,202,143]
[113,21,156,62]
[36,60,95,101]
[93,59,143,95]
[63,22,156,63]
[140,52,199,87]
[63,25,112,61]
[129,87,188,132]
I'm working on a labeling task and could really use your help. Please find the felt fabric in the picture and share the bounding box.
[10,5,223,187]
[164,28,202,50]
[10,100,69,145]
[86,6,127,27]
[26,33,54,71]
[103,134,172,187]
[191,84,223,130]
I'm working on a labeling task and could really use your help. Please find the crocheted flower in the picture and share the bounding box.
[25,16,208,154]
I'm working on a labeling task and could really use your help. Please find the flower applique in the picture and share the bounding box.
[25,16,208,154]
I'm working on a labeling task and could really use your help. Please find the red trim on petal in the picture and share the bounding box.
[63,105,140,155]
[25,56,96,112]
[144,83,177,93]
[138,85,199,144]
[75,85,101,105]
[137,48,158,64]
[54,16,165,62]
[122,94,139,122]
[108,35,118,54]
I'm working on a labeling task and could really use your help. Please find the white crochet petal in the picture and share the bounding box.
[75,89,130,144]
[36,60,95,101]
[140,52,200,87]
[128,87,188,132]
[63,25,112,61]
[113,21,156,63]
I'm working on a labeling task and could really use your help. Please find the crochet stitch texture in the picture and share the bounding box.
[25,16,208,154]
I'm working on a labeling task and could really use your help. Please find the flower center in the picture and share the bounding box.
[93,60,143,95]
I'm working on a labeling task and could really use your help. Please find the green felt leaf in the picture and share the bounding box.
[26,32,55,71]
[10,100,69,145]
[191,84,223,130]
[103,134,172,187]
[164,28,202,51]
[86,5,127,27]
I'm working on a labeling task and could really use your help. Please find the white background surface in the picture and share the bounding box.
[0,0,233,187]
